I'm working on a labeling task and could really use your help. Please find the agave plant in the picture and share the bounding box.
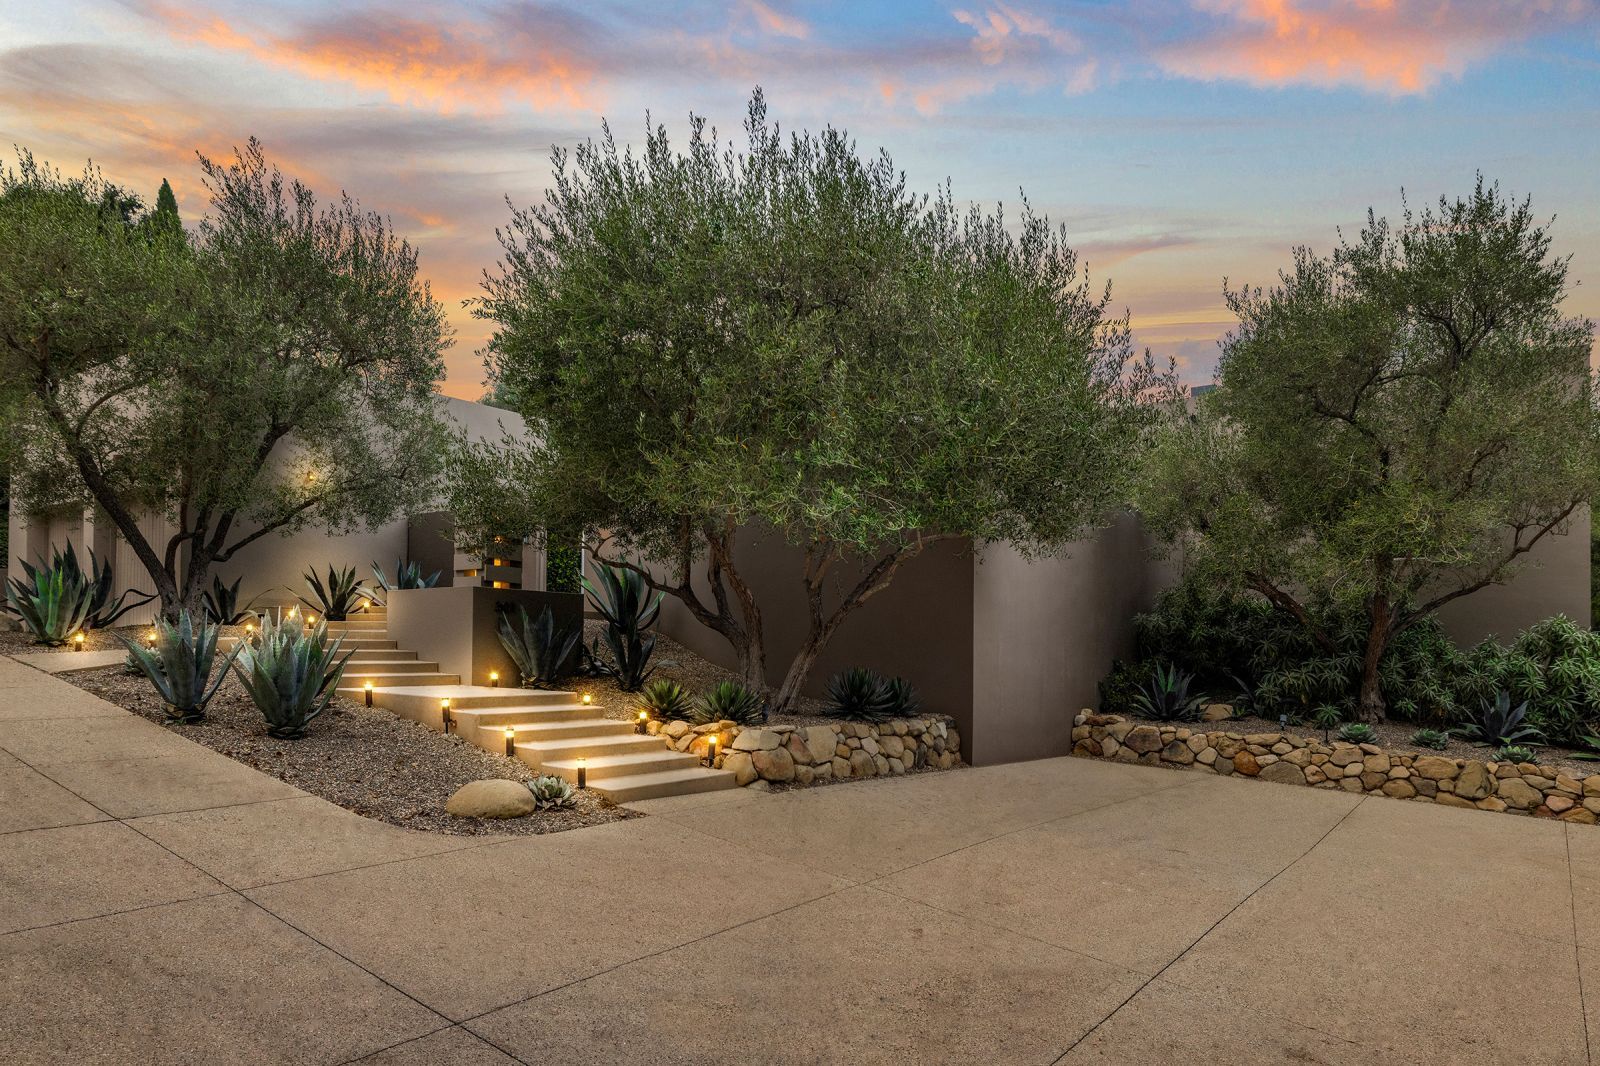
[3,558,96,645]
[1454,690,1546,749]
[231,610,352,739]
[1410,728,1450,751]
[688,680,766,725]
[528,774,577,809]
[368,558,442,605]
[1338,722,1378,745]
[826,667,894,722]
[884,676,920,716]
[201,574,257,626]
[302,565,371,621]
[635,678,693,720]
[1130,663,1207,723]
[119,611,239,723]
[582,563,664,691]
[497,604,581,687]
[72,544,154,628]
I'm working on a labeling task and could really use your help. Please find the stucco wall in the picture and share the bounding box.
[1435,509,1592,644]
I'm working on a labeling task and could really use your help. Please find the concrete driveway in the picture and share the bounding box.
[1,654,1593,1065]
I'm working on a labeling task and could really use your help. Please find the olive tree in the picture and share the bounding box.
[1140,178,1600,723]
[0,143,450,616]
[466,92,1164,711]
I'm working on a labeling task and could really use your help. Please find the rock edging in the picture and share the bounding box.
[647,716,962,787]
[1072,712,1600,825]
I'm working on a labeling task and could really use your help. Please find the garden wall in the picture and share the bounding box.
[1071,711,1600,824]
[645,714,962,786]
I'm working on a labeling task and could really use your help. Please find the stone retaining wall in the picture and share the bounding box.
[647,716,962,787]
[1072,712,1600,824]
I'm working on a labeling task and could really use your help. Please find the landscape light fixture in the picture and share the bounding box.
[146,630,157,650]
[73,631,85,651]
[637,709,649,734]
[364,680,374,707]
[577,757,587,790]
[581,692,592,706]
[441,697,452,734]
[705,734,718,767]
[504,726,516,757]
[489,671,499,688]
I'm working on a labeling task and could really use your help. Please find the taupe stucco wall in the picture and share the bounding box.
[651,531,976,742]
[969,514,1175,766]
[387,585,583,686]
[1435,509,1592,644]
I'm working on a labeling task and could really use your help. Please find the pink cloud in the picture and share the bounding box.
[1160,0,1598,94]
[741,0,810,39]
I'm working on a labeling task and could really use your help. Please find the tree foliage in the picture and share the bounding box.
[465,91,1165,710]
[0,143,451,615]
[1139,178,1599,721]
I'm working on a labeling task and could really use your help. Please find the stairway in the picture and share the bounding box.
[305,607,738,803]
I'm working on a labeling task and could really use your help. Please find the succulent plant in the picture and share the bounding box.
[1409,728,1450,751]
[231,609,351,738]
[1337,722,1378,745]
[583,563,665,691]
[635,678,693,720]
[884,676,920,716]
[528,774,577,809]
[1131,663,1208,723]
[369,558,442,605]
[826,667,894,722]
[497,604,581,687]
[1493,744,1537,764]
[302,565,372,621]
[202,574,257,625]
[689,680,766,725]
[119,611,239,723]
[1454,690,1546,749]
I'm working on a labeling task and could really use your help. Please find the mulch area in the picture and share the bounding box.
[63,662,635,837]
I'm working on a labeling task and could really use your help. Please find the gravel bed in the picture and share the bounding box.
[0,624,140,656]
[64,664,635,837]
[1126,709,1597,778]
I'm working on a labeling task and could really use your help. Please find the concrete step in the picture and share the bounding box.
[338,659,441,674]
[470,718,636,758]
[449,704,592,731]
[374,685,582,712]
[222,636,397,652]
[588,767,740,803]
[336,672,459,692]
[344,648,417,662]
[518,733,671,764]
[325,620,389,632]
[542,749,704,784]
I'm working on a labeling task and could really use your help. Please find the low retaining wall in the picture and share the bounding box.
[646,716,963,787]
[1072,712,1600,825]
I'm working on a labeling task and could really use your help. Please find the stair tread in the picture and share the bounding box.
[589,767,740,800]
[544,750,702,769]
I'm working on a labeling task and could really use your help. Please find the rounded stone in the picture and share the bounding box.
[445,779,537,819]
[751,746,796,782]
[723,750,759,786]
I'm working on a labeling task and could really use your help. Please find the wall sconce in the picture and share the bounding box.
[489,671,499,688]
[636,710,649,735]
[363,680,374,707]
[440,697,452,734]
[73,631,85,651]
[576,757,587,790]
[504,726,516,757]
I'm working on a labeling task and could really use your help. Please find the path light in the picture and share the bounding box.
[581,692,592,706]
[73,631,85,651]
[363,680,374,707]
[576,757,586,790]
[146,630,157,650]
[637,709,649,735]
[440,697,452,734]
[489,671,499,688]
[504,726,516,757]
[245,622,255,639]
[705,733,718,767]
[305,613,316,628]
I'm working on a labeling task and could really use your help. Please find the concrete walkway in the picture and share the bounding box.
[1,653,1594,1065]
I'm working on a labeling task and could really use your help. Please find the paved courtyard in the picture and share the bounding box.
[1,652,1595,1064]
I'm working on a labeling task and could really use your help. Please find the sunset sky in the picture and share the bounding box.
[2,0,1597,397]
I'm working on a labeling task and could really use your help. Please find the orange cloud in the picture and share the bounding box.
[141,1,599,113]
[1160,0,1596,94]
[741,0,810,39]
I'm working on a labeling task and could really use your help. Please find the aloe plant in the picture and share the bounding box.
[497,604,580,686]
[119,611,239,723]
[1130,663,1207,723]
[231,610,352,738]
[201,574,257,625]
[688,680,766,725]
[582,562,664,691]
[302,565,371,621]
[1455,690,1546,749]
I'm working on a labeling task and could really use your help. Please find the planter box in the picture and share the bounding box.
[386,586,585,688]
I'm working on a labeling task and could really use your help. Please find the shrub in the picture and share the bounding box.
[1338,722,1377,745]
[303,565,371,621]
[202,575,256,626]
[120,611,238,723]
[582,563,663,691]
[826,667,894,722]
[1130,663,1207,723]
[1410,728,1450,751]
[4,555,95,645]
[528,774,577,809]
[635,678,692,720]
[1454,690,1545,749]
[369,558,441,604]
[496,604,580,686]
[231,609,351,738]
[1310,705,1343,740]
[689,680,765,725]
